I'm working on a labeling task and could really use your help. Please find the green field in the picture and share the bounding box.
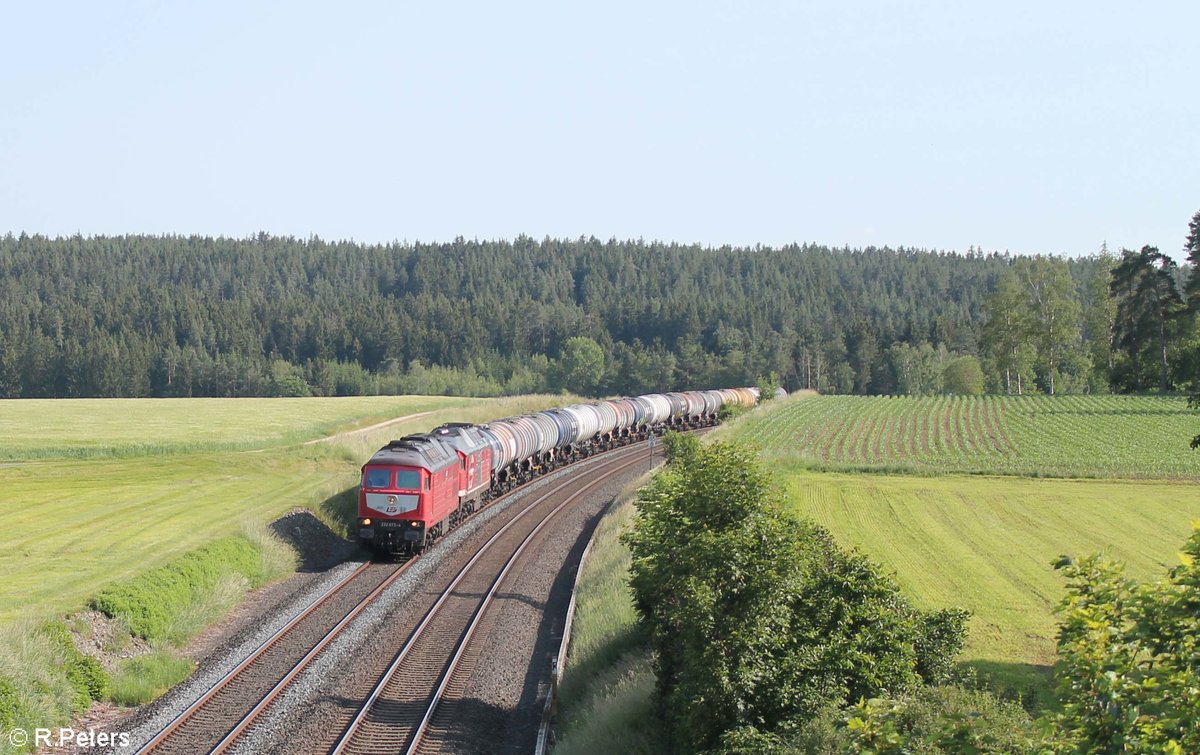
[0,394,566,624]
[778,470,1199,685]
[0,395,482,459]
[558,392,1200,740]
[726,393,1200,478]
[724,393,1200,697]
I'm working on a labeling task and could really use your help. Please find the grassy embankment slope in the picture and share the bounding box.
[0,394,567,624]
[558,393,1200,751]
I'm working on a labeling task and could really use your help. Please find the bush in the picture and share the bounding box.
[37,621,109,713]
[1050,529,1200,752]
[913,608,971,685]
[790,685,1036,753]
[0,620,115,753]
[756,372,782,402]
[942,356,985,395]
[623,440,969,752]
[89,535,272,642]
[0,676,24,735]
[717,402,749,422]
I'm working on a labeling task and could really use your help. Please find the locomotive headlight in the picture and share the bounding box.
[362,518,372,526]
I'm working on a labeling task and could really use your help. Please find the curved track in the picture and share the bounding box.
[133,436,658,755]
[136,560,411,755]
[328,448,646,755]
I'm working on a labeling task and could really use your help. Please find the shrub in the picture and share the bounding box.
[913,608,971,685]
[37,621,109,713]
[0,676,24,735]
[1050,528,1200,752]
[623,440,969,752]
[942,356,985,395]
[89,536,270,642]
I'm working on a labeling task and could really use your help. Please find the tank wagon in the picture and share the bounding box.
[358,386,759,556]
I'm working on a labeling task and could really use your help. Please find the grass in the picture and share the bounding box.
[0,395,478,460]
[556,479,666,755]
[107,651,195,706]
[775,468,1200,698]
[727,393,1200,479]
[0,392,581,751]
[0,620,108,754]
[0,393,571,625]
[89,530,289,643]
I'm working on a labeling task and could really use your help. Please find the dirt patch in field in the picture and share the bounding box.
[269,508,355,572]
[68,610,152,673]
[301,410,436,446]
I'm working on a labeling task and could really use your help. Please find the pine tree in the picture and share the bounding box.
[1184,209,1200,312]
[1110,247,1184,393]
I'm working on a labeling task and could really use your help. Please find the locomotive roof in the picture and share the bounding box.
[366,434,457,471]
[431,423,491,455]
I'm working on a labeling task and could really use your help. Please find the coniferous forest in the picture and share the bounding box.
[0,215,1196,399]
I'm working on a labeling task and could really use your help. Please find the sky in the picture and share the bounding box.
[1,1,1197,260]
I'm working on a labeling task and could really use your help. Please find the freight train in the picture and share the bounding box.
[358,388,759,556]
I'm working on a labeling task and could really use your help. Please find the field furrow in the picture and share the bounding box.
[731,393,1200,479]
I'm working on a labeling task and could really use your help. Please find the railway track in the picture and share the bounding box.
[132,437,655,755]
[135,560,412,755]
[328,447,647,755]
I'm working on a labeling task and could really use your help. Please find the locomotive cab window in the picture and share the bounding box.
[365,469,390,488]
[395,470,420,490]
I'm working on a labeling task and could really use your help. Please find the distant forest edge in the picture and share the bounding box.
[0,214,1197,400]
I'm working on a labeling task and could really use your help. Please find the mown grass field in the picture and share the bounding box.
[726,393,1200,478]
[0,395,481,459]
[726,392,1200,698]
[777,469,1200,695]
[0,394,567,624]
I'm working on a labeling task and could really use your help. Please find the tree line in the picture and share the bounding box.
[0,220,1194,399]
[979,215,1199,397]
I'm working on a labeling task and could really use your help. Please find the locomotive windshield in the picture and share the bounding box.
[364,468,390,488]
[363,468,422,489]
[395,469,421,490]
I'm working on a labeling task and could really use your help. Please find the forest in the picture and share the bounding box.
[0,211,1196,399]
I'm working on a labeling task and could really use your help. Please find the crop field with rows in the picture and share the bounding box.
[729,393,1200,478]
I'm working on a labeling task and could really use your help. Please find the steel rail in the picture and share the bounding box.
[330,449,645,755]
[137,431,670,755]
[135,559,384,754]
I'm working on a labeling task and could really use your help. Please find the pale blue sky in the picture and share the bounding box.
[1,1,1196,259]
